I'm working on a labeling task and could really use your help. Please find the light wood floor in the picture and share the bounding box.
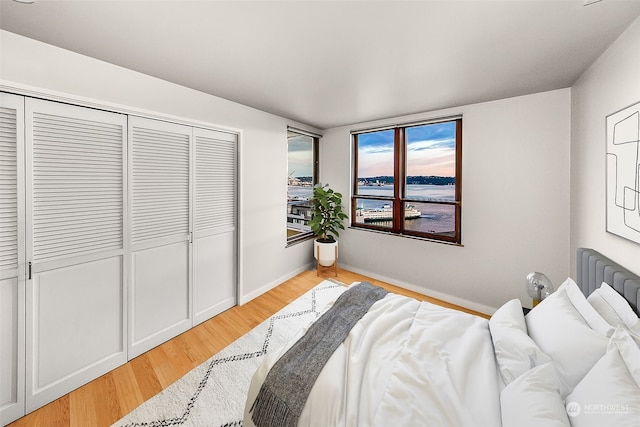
[8,268,487,427]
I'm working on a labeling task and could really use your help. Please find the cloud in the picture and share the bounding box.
[408,137,455,151]
[288,135,313,152]
[288,136,314,176]
[407,121,456,142]
[357,130,394,154]
[356,122,457,177]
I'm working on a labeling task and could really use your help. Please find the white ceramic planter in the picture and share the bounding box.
[314,239,338,267]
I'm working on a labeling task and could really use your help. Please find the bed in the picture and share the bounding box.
[576,247,639,315]
[243,248,640,427]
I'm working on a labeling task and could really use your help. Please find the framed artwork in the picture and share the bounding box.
[606,101,640,244]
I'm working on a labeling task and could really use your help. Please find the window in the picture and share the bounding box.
[287,127,319,244]
[352,117,462,244]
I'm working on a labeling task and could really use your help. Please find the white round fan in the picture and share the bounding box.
[525,272,554,306]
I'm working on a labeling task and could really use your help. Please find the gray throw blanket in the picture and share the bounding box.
[249,281,388,427]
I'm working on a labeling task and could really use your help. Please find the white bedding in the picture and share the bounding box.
[243,291,503,427]
[243,274,640,427]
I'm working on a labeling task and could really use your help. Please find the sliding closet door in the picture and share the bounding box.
[24,98,127,412]
[0,93,26,425]
[128,117,192,357]
[192,127,237,325]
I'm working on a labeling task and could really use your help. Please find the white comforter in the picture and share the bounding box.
[243,291,503,427]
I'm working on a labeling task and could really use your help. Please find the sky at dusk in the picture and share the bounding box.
[357,121,456,178]
[288,134,314,177]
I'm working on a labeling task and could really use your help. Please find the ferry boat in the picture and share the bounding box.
[356,204,421,223]
[358,179,386,187]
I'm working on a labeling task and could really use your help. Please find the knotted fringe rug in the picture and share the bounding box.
[112,278,347,427]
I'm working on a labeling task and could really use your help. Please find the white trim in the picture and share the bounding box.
[238,263,315,305]
[236,131,243,311]
[287,125,322,139]
[239,261,497,315]
[350,113,463,135]
[338,263,497,315]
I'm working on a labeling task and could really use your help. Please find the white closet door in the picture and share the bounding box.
[128,116,192,357]
[0,93,26,425]
[192,127,237,325]
[24,98,127,412]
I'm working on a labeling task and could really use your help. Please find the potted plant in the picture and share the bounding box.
[309,183,348,268]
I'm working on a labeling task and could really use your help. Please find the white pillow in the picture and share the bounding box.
[525,286,610,397]
[490,299,551,384]
[558,278,614,336]
[500,362,570,427]
[587,282,640,335]
[566,327,640,427]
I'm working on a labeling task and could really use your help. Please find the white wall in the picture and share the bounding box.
[9,23,621,314]
[570,16,640,277]
[0,30,317,303]
[322,89,572,313]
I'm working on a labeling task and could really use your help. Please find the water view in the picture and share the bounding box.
[287,183,456,235]
[356,183,455,202]
[354,184,455,234]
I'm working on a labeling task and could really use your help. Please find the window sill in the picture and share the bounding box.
[286,233,316,248]
[348,226,464,247]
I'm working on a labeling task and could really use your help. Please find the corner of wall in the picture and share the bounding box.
[569,15,640,276]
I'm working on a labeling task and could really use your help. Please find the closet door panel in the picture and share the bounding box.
[24,98,127,412]
[192,128,236,326]
[0,278,23,425]
[27,257,123,411]
[0,93,25,425]
[29,110,125,263]
[193,230,235,324]
[131,241,189,344]
[129,116,191,358]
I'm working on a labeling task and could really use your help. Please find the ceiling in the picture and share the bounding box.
[1,0,640,129]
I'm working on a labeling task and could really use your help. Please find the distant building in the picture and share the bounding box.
[287,201,313,234]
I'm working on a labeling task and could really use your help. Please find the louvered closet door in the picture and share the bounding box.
[24,98,127,412]
[0,93,26,425]
[192,127,237,326]
[129,116,192,357]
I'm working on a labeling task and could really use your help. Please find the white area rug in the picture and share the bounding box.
[112,279,347,427]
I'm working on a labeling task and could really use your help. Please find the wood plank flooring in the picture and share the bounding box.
[7,268,487,427]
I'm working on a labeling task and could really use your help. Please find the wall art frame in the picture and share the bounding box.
[606,100,640,244]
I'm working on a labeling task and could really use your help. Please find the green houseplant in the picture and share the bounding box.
[309,183,348,268]
[309,183,348,242]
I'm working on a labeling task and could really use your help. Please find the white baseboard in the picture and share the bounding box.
[339,263,498,316]
[238,262,315,305]
[239,262,498,316]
